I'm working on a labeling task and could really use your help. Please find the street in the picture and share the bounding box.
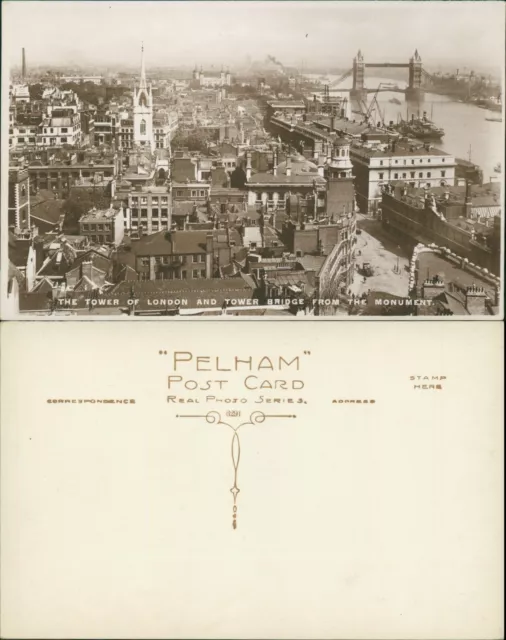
[349,214,411,297]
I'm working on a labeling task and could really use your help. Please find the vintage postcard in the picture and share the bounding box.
[1,0,504,319]
[0,321,503,638]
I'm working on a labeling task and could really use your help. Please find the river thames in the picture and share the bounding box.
[309,75,503,184]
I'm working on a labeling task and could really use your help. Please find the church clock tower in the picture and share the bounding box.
[133,44,154,151]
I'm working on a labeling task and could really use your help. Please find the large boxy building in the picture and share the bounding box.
[79,207,125,246]
[381,182,501,275]
[351,139,456,214]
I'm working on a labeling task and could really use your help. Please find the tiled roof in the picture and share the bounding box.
[248,173,325,185]
[30,198,65,225]
[132,230,209,256]
[8,239,31,268]
[296,255,326,272]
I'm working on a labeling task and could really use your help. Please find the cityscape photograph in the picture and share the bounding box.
[2,0,504,317]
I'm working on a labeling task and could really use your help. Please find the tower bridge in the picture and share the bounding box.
[328,50,433,102]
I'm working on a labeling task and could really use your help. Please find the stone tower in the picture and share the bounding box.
[133,44,154,151]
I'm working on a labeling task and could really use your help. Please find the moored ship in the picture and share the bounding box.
[394,112,445,140]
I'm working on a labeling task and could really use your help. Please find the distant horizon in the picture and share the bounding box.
[3,1,504,74]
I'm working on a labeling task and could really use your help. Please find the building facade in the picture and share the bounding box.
[8,168,31,230]
[351,139,456,213]
[133,230,214,280]
[79,208,125,246]
[124,186,172,234]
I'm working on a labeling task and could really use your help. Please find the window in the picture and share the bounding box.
[131,197,138,205]
[378,172,384,180]
[141,197,147,205]
[411,160,415,165]
[402,173,406,179]
[141,208,148,218]
[427,172,431,178]
[161,197,168,204]
[152,208,159,217]
[200,269,206,278]
[61,128,68,133]
[152,197,159,204]
[140,257,149,267]
[192,270,199,278]
[61,137,67,143]
[428,159,431,163]
[131,208,139,218]
[441,170,446,178]
[380,160,384,166]
[442,158,445,163]
[394,160,398,164]
[191,190,197,197]
[394,173,399,179]
[176,191,183,197]
[140,119,146,135]
[29,137,35,143]
[199,190,205,197]
[419,172,423,178]
[18,137,25,143]
[403,160,406,165]
[161,208,168,218]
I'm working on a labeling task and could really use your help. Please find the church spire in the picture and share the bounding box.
[139,42,147,91]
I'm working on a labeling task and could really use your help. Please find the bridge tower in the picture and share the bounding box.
[351,50,367,102]
[406,49,424,101]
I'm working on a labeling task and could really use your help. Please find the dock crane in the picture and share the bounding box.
[362,82,395,125]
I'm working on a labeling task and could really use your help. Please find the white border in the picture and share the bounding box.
[1,0,504,321]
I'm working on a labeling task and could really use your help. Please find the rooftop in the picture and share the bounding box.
[351,139,450,159]
[80,208,122,222]
[132,229,210,256]
[416,252,497,300]
[386,181,501,208]
[248,172,325,186]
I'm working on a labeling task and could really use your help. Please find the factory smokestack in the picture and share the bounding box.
[22,48,26,80]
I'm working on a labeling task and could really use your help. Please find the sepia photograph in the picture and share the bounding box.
[1,0,504,318]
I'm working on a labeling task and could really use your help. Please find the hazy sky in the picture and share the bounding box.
[3,1,505,72]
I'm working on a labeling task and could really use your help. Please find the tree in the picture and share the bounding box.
[62,190,110,234]
[230,166,247,189]
[171,129,213,153]
[28,84,44,100]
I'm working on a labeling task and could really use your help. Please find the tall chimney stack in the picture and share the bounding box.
[22,48,26,81]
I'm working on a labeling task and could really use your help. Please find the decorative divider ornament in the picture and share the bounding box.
[177,411,296,529]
